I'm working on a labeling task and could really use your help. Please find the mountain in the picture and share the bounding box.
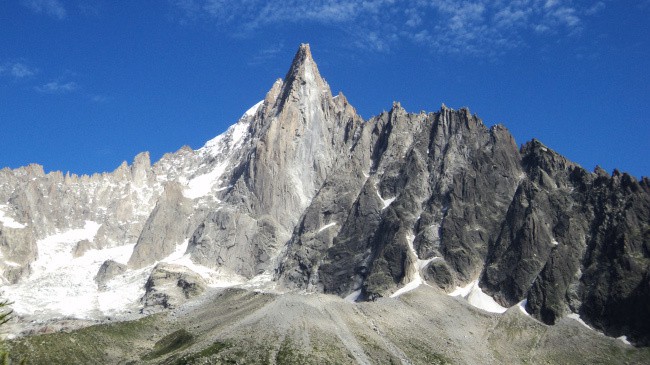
[1,44,649,363]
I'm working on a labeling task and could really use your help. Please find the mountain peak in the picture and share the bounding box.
[274,44,331,110]
[294,43,313,63]
[284,43,318,82]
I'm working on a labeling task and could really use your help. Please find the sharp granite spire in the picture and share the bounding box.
[183,43,363,280]
[274,43,333,113]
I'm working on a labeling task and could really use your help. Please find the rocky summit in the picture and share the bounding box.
[1,44,649,364]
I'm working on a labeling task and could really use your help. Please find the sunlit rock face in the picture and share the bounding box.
[1,44,648,345]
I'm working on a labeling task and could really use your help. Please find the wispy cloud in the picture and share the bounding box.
[35,81,79,93]
[23,0,67,20]
[248,42,286,65]
[11,63,37,78]
[90,94,110,103]
[171,0,596,55]
[585,1,606,16]
[0,62,38,78]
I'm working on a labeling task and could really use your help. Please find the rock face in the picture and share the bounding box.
[185,44,362,278]
[128,182,193,269]
[94,260,127,290]
[72,240,92,258]
[141,263,206,311]
[0,44,648,346]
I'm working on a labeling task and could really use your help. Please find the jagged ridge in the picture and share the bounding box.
[0,44,648,347]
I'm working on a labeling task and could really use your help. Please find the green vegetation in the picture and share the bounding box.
[0,299,26,365]
[158,340,230,365]
[354,332,399,364]
[6,315,161,364]
[402,339,451,365]
[0,300,12,327]
[274,337,309,365]
[143,329,194,360]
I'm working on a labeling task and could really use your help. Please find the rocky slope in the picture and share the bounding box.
[0,44,648,350]
[6,287,650,365]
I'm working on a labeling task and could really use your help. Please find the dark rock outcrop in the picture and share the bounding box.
[141,263,207,312]
[271,47,648,345]
[94,260,127,290]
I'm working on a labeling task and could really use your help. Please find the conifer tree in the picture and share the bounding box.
[0,300,25,365]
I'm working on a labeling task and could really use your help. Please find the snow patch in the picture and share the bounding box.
[183,161,228,199]
[390,276,422,298]
[344,290,361,302]
[201,101,255,157]
[517,299,530,316]
[391,233,426,298]
[417,257,438,270]
[567,313,593,330]
[449,281,475,297]
[374,183,395,210]
[317,222,337,233]
[243,272,274,287]
[467,283,508,313]
[517,172,526,183]
[243,100,263,118]
[617,336,631,345]
[449,280,507,313]
[229,119,250,151]
[0,205,27,229]
[162,240,245,288]
[381,196,396,209]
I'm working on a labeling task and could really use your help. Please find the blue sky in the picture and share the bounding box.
[1,1,648,178]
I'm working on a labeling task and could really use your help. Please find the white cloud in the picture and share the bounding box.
[0,62,38,78]
[553,6,580,27]
[585,2,606,16]
[90,94,109,103]
[23,0,67,20]
[35,81,79,93]
[494,7,531,29]
[248,42,286,65]
[171,0,593,55]
[11,63,37,78]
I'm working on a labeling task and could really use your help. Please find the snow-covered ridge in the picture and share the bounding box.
[200,100,260,156]
[182,101,261,200]
[243,100,263,118]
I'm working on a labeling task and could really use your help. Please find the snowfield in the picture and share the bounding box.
[449,280,507,314]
